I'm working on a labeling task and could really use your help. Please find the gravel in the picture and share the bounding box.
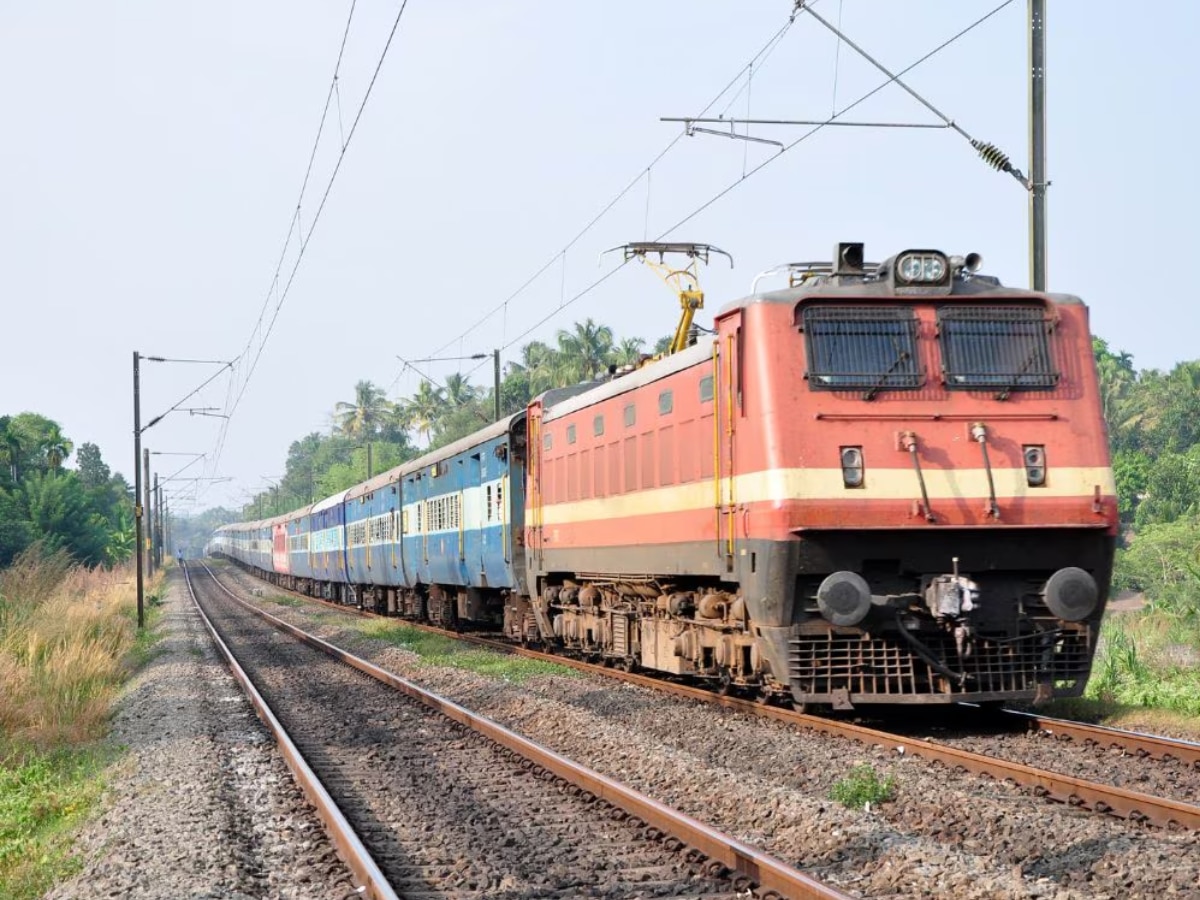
[216,562,1200,900]
[45,571,358,900]
[194,565,755,899]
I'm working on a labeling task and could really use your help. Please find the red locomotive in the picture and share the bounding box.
[509,241,1116,709]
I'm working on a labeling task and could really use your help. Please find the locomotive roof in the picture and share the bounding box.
[719,273,1083,317]
[542,340,713,422]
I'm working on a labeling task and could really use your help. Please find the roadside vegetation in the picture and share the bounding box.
[1059,342,1200,726]
[1,413,135,569]
[0,546,162,899]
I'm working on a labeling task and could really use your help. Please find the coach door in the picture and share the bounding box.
[471,452,487,581]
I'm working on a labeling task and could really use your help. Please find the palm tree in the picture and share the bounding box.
[42,423,73,473]
[404,380,446,445]
[556,319,614,382]
[334,380,394,440]
[610,337,646,368]
[443,373,479,408]
[0,416,19,484]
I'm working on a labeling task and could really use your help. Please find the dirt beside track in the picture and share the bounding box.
[44,570,356,900]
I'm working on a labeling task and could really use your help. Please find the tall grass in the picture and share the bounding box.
[0,546,161,898]
[1083,610,1200,716]
[0,546,148,750]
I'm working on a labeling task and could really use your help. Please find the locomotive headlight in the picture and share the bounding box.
[841,446,865,487]
[1023,444,1047,486]
[896,251,949,284]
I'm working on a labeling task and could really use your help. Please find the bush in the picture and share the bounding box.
[830,764,897,810]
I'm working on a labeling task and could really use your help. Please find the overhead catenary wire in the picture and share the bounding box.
[228,0,359,397]
[144,361,235,432]
[486,0,1018,361]
[415,11,803,374]
[795,0,1028,186]
[657,0,1019,241]
[211,0,412,475]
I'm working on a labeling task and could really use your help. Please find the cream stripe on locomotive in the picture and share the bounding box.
[538,465,1116,526]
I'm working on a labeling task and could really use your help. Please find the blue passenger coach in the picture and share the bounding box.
[345,470,403,590]
[398,412,526,599]
[308,490,349,598]
[213,409,528,625]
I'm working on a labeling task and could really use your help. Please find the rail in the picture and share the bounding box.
[199,563,851,900]
[180,563,399,900]
[211,561,1200,832]
[997,708,1200,769]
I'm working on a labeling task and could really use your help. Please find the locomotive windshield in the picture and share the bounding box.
[938,305,1058,391]
[801,305,921,393]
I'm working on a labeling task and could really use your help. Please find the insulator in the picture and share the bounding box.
[972,139,1013,174]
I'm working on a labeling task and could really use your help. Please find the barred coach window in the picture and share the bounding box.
[937,306,1058,391]
[801,306,921,393]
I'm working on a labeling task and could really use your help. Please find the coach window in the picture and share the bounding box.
[801,305,921,394]
[658,390,673,415]
[624,403,636,427]
[567,424,577,445]
[699,375,714,403]
[543,431,553,451]
[593,414,604,437]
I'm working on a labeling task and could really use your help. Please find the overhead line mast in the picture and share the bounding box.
[1029,0,1047,291]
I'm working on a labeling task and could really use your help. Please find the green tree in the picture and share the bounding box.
[404,381,446,446]
[1112,449,1152,523]
[14,472,108,565]
[611,337,646,367]
[75,442,111,489]
[1093,338,1142,453]
[0,488,34,566]
[106,505,136,564]
[334,380,394,440]
[42,422,73,472]
[443,373,479,409]
[1134,448,1200,529]
[556,318,613,383]
[0,416,21,485]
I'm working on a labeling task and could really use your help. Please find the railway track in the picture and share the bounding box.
[184,562,852,900]
[213,561,1200,833]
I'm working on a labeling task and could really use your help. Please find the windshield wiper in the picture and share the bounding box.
[994,346,1042,400]
[862,349,912,401]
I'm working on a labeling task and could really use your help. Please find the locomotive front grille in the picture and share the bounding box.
[788,627,1092,699]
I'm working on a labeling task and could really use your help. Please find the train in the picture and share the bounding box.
[210,241,1117,711]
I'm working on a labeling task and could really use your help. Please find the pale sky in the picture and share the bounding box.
[2,1,1196,515]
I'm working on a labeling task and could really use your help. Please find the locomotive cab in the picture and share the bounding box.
[718,243,1117,708]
